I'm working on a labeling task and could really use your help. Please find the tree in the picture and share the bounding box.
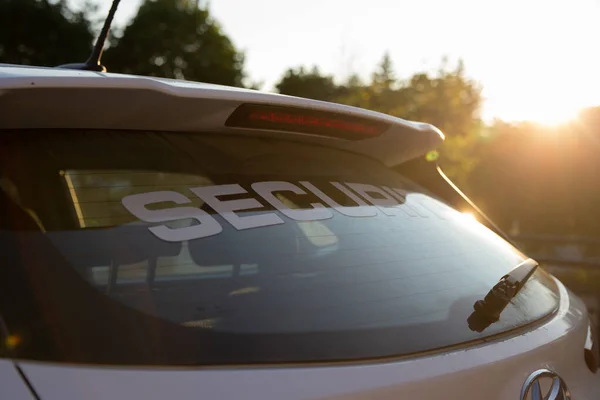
[371,52,395,93]
[467,116,600,237]
[275,66,339,102]
[275,55,483,188]
[0,0,93,66]
[104,0,245,86]
[363,53,409,115]
[401,60,482,138]
[396,60,483,187]
[334,74,371,109]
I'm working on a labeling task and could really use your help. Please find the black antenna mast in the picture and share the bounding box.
[57,0,121,72]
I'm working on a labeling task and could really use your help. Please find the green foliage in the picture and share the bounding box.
[104,0,245,86]
[0,0,93,66]
[371,52,396,93]
[334,74,372,109]
[467,112,600,236]
[275,66,338,102]
[275,55,484,187]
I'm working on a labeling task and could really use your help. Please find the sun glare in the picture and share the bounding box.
[489,97,583,127]
[486,84,587,127]
[531,105,581,127]
[461,212,477,223]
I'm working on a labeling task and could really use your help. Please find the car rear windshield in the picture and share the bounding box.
[0,129,559,366]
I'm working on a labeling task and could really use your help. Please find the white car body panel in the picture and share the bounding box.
[14,281,600,400]
[0,64,443,167]
[0,360,34,400]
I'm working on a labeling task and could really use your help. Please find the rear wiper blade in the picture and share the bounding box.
[468,258,539,332]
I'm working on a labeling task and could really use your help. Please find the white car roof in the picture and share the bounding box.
[0,64,444,166]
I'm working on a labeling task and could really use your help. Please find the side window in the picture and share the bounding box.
[61,170,212,228]
[59,170,221,286]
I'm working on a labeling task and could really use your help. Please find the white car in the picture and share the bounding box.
[0,63,598,400]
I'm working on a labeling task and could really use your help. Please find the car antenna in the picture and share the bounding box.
[57,0,121,72]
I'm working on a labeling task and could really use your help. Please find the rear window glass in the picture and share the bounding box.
[0,130,558,365]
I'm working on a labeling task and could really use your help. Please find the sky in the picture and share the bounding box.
[73,0,600,124]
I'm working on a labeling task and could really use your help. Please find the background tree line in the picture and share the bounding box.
[2,0,600,239]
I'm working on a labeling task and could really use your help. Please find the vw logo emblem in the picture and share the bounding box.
[520,369,571,400]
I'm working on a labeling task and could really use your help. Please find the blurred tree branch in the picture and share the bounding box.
[103,0,245,86]
[0,0,94,66]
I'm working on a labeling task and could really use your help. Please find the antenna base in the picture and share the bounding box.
[54,0,120,72]
[56,62,107,72]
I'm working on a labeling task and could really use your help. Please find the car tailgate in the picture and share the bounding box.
[15,281,599,400]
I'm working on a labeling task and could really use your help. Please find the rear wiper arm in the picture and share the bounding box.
[468,258,539,332]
